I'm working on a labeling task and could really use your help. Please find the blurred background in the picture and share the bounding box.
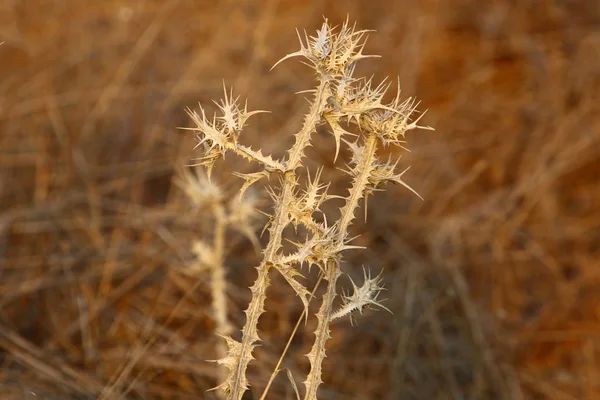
[0,0,599,399]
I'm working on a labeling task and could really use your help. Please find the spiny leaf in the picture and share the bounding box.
[324,115,356,162]
[237,144,285,171]
[232,171,269,201]
[371,161,423,200]
[331,267,391,325]
[175,166,223,206]
[213,83,269,136]
[208,335,249,395]
[279,235,320,266]
[285,368,301,400]
[275,263,311,317]
[228,189,263,250]
[360,80,434,146]
[272,17,378,76]
[336,76,395,119]
[186,150,222,182]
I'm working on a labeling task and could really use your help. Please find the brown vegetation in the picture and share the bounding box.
[0,1,598,399]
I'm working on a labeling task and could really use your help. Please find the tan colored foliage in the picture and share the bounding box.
[0,1,598,399]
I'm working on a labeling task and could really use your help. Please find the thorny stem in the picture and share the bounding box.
[212,204,233,399]
[304,134,378,400]
[259,274,324,400]
[212,205,230,335]
[187,19,429,399]
[286,78,329,169]
[303,262,338,400]
[230,77,330,400]
[336,134,378,238]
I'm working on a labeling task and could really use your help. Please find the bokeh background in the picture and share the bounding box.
[1,1,599,399]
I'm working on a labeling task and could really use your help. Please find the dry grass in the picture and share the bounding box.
[0,1,599,399]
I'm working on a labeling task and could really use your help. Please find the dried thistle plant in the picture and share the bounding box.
[183,17,431,400]
[175,167,261,398]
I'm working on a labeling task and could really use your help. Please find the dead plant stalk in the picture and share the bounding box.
[184,17,431,400]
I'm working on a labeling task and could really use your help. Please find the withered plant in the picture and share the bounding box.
[175,167,262,399]
[184,18,431,400]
